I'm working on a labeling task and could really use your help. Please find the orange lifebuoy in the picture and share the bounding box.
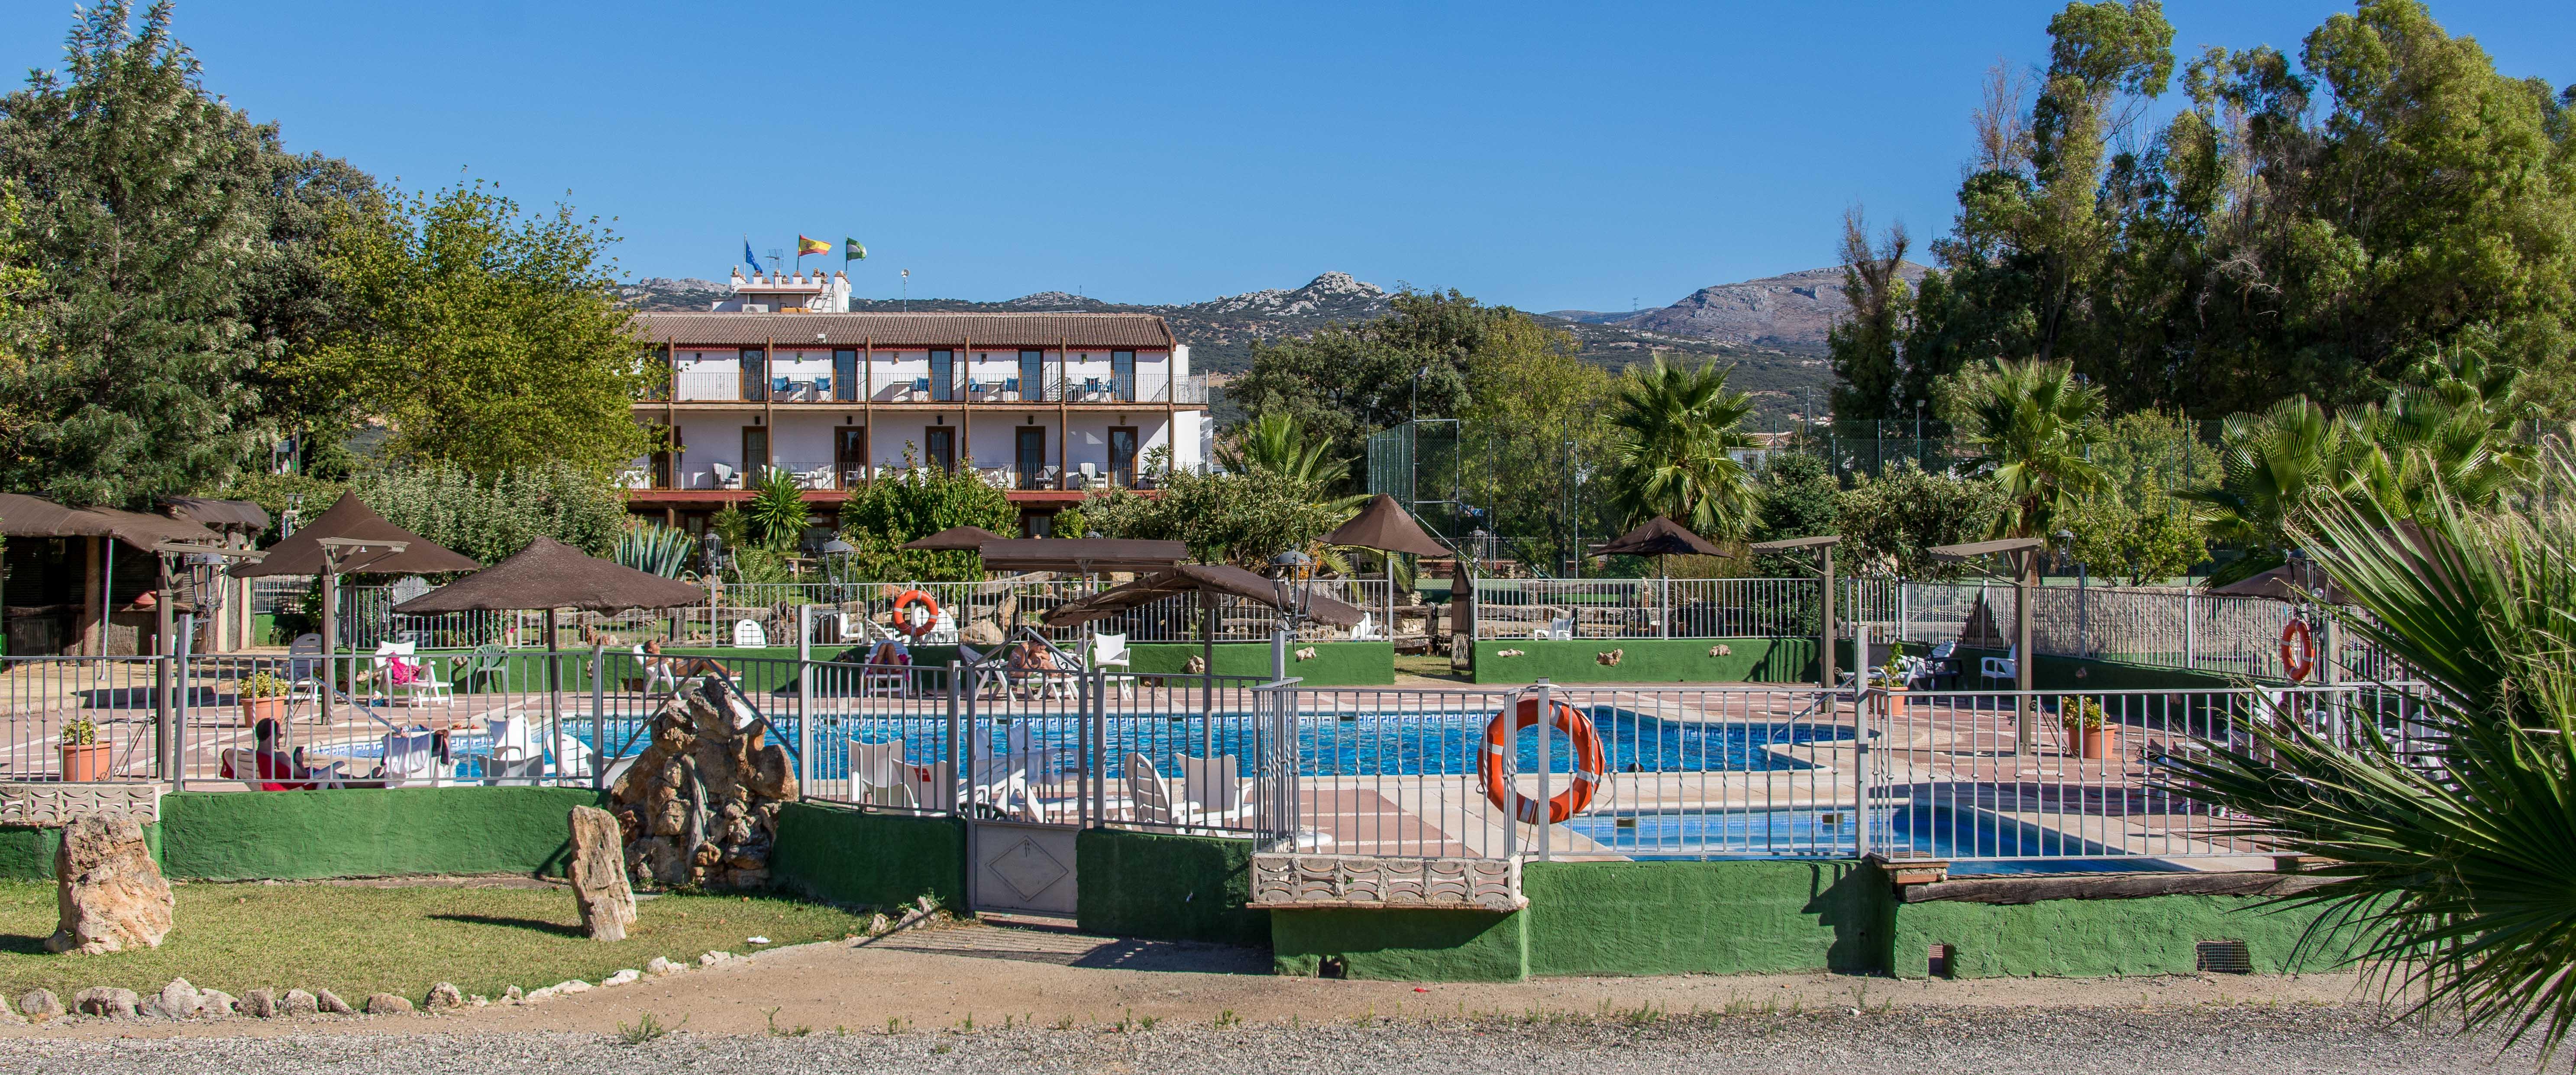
[892,589,942,638]
[2279,619,2317,683]
[1479,696,1608,825]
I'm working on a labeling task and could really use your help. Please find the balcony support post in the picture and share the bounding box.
[862,335,874,484]
[1057,336,1070,491]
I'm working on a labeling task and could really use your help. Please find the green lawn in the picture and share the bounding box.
[0,881,874,1002]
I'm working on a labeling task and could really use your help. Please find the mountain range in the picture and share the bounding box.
[620,265,1891,424]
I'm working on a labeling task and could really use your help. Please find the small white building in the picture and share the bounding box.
[624,279,1205,536]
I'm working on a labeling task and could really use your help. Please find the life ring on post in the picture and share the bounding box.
[1479,696,1608,825]
[892,589,942,638]
[2279,618,2317,683]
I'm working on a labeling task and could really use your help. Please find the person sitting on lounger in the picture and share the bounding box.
[220,718,316,791]
[865,638,912,667]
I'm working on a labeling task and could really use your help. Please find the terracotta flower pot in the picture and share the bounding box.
[2076,726,2120,761]
[1884,686,1909,719]
[241,696,288,728]
[59,742,111,782]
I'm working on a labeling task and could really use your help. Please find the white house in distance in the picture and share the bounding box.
[623,269,1206,537]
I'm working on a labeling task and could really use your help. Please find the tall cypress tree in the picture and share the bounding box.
[0,1,273,507]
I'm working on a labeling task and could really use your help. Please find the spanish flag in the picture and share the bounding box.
[796,235,831,258]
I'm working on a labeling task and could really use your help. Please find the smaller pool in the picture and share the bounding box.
[1561,804,2188,875]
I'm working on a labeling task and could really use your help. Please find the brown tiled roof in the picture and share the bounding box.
[631,312,1176,350]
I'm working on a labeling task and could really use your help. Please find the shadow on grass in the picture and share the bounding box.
[0,934,51,956]
[427,913,585,939]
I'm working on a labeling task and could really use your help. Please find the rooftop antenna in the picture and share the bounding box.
[765,247,784,274]
[901,268,911,313]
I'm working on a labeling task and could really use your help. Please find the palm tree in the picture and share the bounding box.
[1954,357,2109,539]
[1218,411,1353,488]
[2178,397,2358,585]
[1604,356,1758,538]
[2163,439,2576,1061]
[2344,346,2534,520]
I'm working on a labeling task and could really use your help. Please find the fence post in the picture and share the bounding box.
[797,604,814,794]
[589,642,607,788]
[174,613,194,787]
[1534,678,1552,862]
[1852,684,1872,861]
[2182,590,2198,669]
[1089,668,1108,826]
[153,652,172,785]
[945,661,963,815]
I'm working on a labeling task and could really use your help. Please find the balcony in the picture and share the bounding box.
[654,369,1207,406]
[626,459,1161,494]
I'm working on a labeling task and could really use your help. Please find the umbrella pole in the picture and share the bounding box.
[320,568,337,728]
[1201,595,1215,732]
[546,608,562,772]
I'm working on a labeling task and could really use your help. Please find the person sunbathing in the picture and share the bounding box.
[640,639,731,681]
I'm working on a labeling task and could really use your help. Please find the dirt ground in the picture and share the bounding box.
[13,916,2384,1041]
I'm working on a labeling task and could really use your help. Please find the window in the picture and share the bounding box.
[929,349,955,402]
[1112,350,1136,401]
[740,348,768,401]
[1109,426,1138,487]
[1019,350,1045,402]
[924,427,956,472]
[741,426,769,476]
[833,349,858,401]
[1020,510,1056,538]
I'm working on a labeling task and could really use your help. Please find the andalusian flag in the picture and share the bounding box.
[844,237,866,261]
[796,235,831,258]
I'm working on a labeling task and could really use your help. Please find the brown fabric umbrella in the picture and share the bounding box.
[390,536,705,613]
[2208,563,2353,606]
[978,538,1187,574]
[1325,495,1449,557]
[1591,516,1723,558]
[901,525,1005,552]
[230,492,478,578]
[1044,563,1364,629]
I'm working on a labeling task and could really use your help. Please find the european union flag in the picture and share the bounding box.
[743,238,760,272]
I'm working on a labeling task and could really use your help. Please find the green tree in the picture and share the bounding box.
[831,457,1017,582]
[1216,411,1353,487]
[1082,466,1343,568]
[1748,452,1841,578]
[1228,288,1484,452]
[297,180,650,476]
[2062,495,2204,584]
[2180,396,2357,583]
[1602,356,1758,538]
[352,462,628,565]
[0,1,279,507]
[1949,357,2110,538]
[1891,0,2576,417]
[743,468,812,551]
[1826,208,1914,421]
[1834,460,2009,579]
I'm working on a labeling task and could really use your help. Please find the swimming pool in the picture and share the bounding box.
[1560,804,2187,875]
[295,706,1849,784]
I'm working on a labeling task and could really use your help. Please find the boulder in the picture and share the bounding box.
[645,956,684,977]
[197,989,236,1018]
[239,988,276,1017]
[314,988,353,1014]
[0,993,19,1024]
[424,982,463,1011]
[601,969,640,987]
[279,989,319,1016]
[501,985,524,1004]
[72,986,139,1018]
[145,978,200,1018]
[608,681,798,888]
[961,619,1004,646]
[47,816,174,955]
[17,989,62,1022]
[566,806,637,942]
[363,993,414,1015]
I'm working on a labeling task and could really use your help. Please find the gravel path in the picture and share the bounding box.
[0,1005,2526,1074]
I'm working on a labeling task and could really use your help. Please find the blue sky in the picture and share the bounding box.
[2,2,2567,310]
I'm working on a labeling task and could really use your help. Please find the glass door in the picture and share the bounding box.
[929,349,955,402]
[1016,426,1046,488]
[925,427,956,473]
[1019,349,1045,402]
[833,349,858,401]
[836,427,866,487]
[1111,350,1135,401]
[740,348,768,401]
[1109,426,1138,487]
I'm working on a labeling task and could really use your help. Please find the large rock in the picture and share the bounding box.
[239,988,276,1017]
[197,989,236,1018]
[607,680,797,889]
[72,986,138,1018]
[47,815,174,955]
[567,805,637,942]
[17,989,61,1022]
[278,989,318,1016]
[363,993,413,1015]
[314,988,352,1014]
[144,978,200,1018]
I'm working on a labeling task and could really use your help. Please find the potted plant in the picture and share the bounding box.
[59,717,110,782]
[1874,641,1910,717]
[239,671,292,727]
[2060,697,2119,760]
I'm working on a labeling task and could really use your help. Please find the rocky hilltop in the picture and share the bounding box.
[1586,263,1931,350]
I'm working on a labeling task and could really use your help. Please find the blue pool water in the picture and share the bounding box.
[321,707,1846,784]
[1561,804,2187,875]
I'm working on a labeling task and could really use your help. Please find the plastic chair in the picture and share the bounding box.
[732,619,769,648]
[849,739,913,807]
[1092,632,1134,697]
[631,644,679,696]
[1180,754,1255,828]
[1981,645,2019,685]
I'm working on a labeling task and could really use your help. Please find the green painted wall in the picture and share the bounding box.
[1075,828,1269,946]
[1125,642,1395,686]
[1524,860,1881,976]
[156,787,599,881]
[0,823,163,880]
[1271,908,1528,981]
[1471,638,1818,684]
[769,802,968,911]
[1948,646,2251,693]
[1888,893,2364,978]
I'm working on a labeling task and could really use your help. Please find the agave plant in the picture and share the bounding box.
[2160,439,2576,1059]
[614,523,697,579]
[744,467,812,550]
